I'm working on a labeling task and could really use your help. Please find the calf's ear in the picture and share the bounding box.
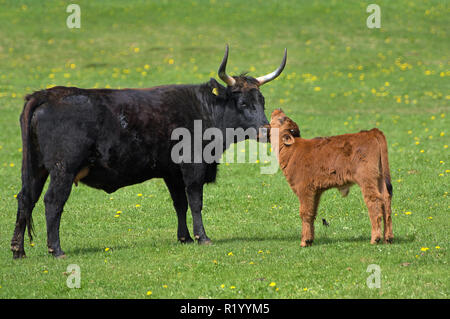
[282,132,295,146]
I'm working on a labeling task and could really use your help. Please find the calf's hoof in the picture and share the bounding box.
[301,240,313,247]
[370,237,381,244]
[384,237,394,244]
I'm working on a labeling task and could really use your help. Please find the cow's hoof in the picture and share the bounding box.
[12,251,26,259]
[179,236,194,244]
[49,248,66,258]
[197,237,213,245]
[384,237,394,244]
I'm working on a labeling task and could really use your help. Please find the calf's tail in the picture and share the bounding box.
[374,129,392,197]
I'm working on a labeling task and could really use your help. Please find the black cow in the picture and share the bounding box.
[11,45,287,258]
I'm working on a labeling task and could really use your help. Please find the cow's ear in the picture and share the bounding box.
[282,132,295,146]
[207,78,226,98]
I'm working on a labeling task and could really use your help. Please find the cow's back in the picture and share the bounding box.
[27,86,206,193]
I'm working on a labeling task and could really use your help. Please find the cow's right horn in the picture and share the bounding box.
[256,48,287,86]
[218,45,236,86]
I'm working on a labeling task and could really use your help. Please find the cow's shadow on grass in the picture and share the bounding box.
[67,245,132,256]
[65,233,414,256]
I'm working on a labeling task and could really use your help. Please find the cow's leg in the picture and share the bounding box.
[164,177,193,243]
[298,191,321,247]
[360,182,384,244]
[186,183,211,245]
[43,166,74,258]
[11,168,48,259]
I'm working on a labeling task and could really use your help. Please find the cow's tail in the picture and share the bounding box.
[374,128,392,197]
[20,93,45,241]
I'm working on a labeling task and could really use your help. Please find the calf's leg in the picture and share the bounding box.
[298,191,321,247]
[360,183,384,244]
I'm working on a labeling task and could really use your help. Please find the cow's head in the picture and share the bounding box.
[213,45,287,141]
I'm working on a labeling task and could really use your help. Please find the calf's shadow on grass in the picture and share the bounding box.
[314,234,415,246]
[214,233,415,246]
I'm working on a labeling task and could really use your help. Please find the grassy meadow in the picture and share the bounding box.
[0,0,448,298]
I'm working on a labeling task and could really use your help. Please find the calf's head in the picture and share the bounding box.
[270,109,301,146]
[215,45,287,140]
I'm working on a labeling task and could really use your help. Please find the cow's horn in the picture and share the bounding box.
[218,45,236,86]
[256,48,287,86]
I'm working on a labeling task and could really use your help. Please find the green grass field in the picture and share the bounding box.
[0,0,448,298]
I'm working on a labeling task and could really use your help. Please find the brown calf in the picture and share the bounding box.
[270,109,393,247]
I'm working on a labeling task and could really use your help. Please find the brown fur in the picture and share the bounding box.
[231,75,260,91]
[74,166,90,186]
[270,109,393,247]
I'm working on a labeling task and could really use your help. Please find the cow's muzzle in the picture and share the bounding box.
[257,124,271,142]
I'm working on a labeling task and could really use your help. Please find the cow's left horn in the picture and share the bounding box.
[218,45,236,86]
[256,48,287,86]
